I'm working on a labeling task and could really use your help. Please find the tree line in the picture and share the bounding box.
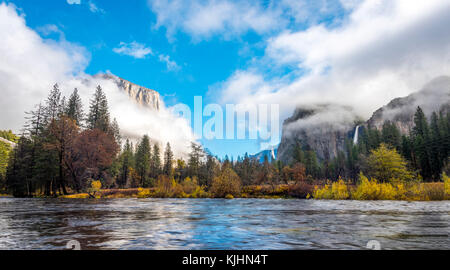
[1,82,449,197]
[288,106,450,182]
[4,85,121,197]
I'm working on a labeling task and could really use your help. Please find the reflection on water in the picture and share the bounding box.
[0,198,448,250]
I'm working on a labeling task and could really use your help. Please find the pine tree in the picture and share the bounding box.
[151,143,162,179]
[412,107,432,180]
[87,86,110,132]
[438,111,450,161]
[135,135,151,187]
[66,88,84,126]
[293,142,305,164]
[304,150,319,178]
[6,137,34,197]
[118,139,134,188]
[188,143,204,179]
[381,121,401,150]
[163,142,174,178]
[429,112,443,179]
[205,154,219,186]
[44,84,62,125]
[109,118,122,146]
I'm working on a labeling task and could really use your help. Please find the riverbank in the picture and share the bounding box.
[60,185,297,199]
[57,179,450,201]
[313,178,450,201]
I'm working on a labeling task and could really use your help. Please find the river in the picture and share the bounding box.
[0,198,448,250]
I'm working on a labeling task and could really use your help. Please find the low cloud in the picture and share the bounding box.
[62,75,196,156]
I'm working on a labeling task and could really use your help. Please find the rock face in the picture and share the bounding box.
[277,105,358,164]
[100,74,162,110]
[367,76,450,134]
[277,76,450,164]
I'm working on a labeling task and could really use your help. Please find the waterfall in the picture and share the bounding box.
[271,147,276,161]
[353,125,360,145]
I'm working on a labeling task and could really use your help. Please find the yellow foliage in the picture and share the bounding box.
[312,178,349,200]
[190,185,209,198]
[444,173,450,198]
[352,175,397,200]
[367,144,414,183]
[225,194,234,199]
[91,180,102,190]
[137,188,152,198]
[61,193,90,199]
[210,167,241,198]
[313,173,447,201]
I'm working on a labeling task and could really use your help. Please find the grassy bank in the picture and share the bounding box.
[58,175,450,201]
[60,186,292,199]
[312,174,450,201]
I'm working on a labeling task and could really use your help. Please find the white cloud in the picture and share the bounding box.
[158,54,180,71]
[67,0,104,14]
[67,0,81,5]
[148,0,363,41]
[113,42,153,59]
[88,1,104,13]
[113,42,180,72]
[218,0,450,126]
[0,3,195,157]
[36,24,64,37]
[149,0,284,41]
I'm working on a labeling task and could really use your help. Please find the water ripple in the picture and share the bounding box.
[0,198,448,250]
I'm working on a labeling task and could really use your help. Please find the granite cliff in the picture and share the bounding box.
[99,74,163,110]
[277,76,450,164]
[277,104,359,164]
[367,76,450,134]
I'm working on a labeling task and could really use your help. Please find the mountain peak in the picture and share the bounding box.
[98,73,163,111]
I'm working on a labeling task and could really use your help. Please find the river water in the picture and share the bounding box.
[0,198,448,250]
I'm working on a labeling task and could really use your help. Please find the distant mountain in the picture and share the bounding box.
[97,73,163,111]
[251,147,278,163]
[277,104,358,164]
[277,76,450,164]
[367,76,450,134]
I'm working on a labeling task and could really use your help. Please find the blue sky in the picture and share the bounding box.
[2,0,450,159]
